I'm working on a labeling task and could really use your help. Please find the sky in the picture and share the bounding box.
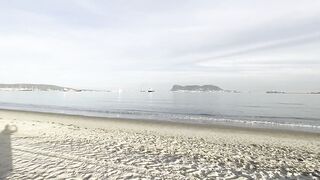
[0,0,320,91]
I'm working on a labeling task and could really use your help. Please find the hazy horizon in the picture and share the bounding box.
[1,0,320,91]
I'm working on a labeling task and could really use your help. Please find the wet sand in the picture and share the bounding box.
[0,109,319,179]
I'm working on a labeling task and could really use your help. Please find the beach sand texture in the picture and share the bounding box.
[0,109,319,179]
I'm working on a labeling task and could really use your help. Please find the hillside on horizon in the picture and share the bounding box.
[0,83,79,92]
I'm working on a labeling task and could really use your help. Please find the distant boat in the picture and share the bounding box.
[140,88,155,93]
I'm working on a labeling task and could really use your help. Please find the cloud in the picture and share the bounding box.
[0,0,320,90]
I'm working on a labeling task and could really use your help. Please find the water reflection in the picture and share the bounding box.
[0,125,18,179]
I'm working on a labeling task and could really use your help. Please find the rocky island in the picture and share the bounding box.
[0,84,81,92]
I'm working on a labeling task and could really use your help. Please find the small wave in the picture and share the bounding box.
[277,103,304,106]
[0,102,319,132]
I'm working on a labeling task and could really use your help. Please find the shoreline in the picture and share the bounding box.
[0,108,319,137]
[1,109,320,179]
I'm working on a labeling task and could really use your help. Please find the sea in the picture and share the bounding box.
[0,90,319,133]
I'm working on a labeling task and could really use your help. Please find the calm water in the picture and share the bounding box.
[0,91,319,132]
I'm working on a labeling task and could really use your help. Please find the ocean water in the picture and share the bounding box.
[0,91,319,132]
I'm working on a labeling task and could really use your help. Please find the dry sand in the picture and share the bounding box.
[0,109,319,179]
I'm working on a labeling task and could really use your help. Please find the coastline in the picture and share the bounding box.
[1,109,320,179]
[1,108,319,136]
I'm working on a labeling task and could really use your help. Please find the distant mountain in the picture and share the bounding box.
[0,84,80,92]
[171,85,223,92]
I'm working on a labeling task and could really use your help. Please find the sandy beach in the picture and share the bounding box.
[0,109,319,179]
